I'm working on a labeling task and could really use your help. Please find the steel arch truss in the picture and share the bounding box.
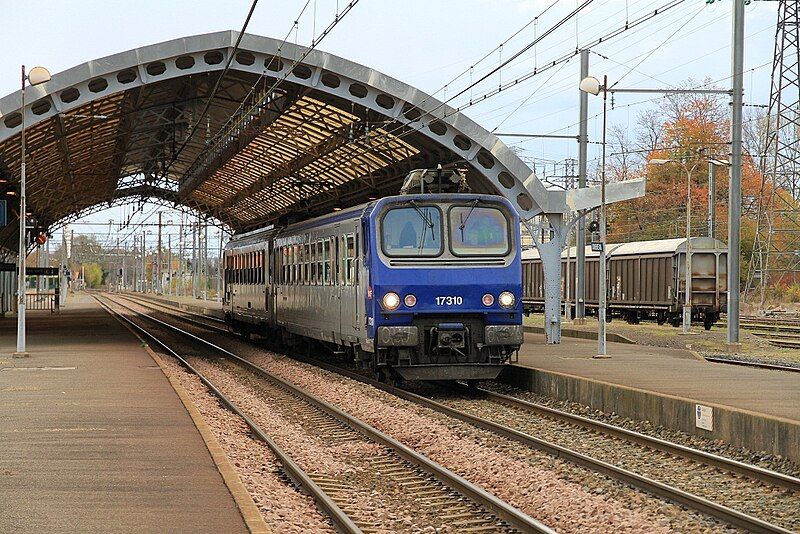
[0,30,564,252]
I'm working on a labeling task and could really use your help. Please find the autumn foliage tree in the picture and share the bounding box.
[601,85,765,284]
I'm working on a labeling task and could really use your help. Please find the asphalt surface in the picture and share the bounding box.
[0,293,248,533]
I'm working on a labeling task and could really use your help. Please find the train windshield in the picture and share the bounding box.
[381,205,443,256]
[449,205,510,256]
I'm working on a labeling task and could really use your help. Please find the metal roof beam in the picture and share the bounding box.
[217,120,361,212]
[178,87,302,199]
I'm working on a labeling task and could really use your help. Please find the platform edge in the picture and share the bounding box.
[107,307,271,534]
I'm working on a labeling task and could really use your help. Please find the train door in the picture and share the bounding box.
[339,230,360,337]
[268,241,277,326]
[326,227,341,340]
[262,247,269,320]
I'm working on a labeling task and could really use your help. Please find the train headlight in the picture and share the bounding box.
[482,293,494,306]
[382,292,401,311]
[404,294,417,307]
[498,291,516,309]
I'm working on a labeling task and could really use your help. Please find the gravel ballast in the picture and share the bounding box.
[119,298,744,532]
[157,355,336,533]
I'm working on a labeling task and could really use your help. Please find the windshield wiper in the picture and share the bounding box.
[409,200,434,229]
[409,200,435,253]
[459,199,480,240]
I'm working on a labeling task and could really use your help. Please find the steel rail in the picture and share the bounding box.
[115,293,230,333]
[119,292,226,324]
[465,386,800,491]
[274,354,799,492]
[100,293,553,534]
[277,357,795,534]
[107,293,796,533]
[93,294,362,534]
[703,356,800,373]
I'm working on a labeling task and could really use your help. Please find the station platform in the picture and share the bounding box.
[509,333,800,461]
[0,293,251,532]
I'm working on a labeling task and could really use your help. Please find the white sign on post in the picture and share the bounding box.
[695,404,713,431]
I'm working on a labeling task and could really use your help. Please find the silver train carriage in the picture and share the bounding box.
[521,237,728,329]
[223,189,523,382]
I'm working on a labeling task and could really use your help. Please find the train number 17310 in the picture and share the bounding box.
[435,296,463,306]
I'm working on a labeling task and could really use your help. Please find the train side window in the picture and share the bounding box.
[280,246,287,284]
[322,239,331,285]
[332,236,338,286]
[275,247,281,284]
[347,234,356,285]
[284,246,289,285]
[311,241,318,285]
[284,247,290,285]
[339,235,346,286]
[297,244,302,285]
[299,244,305,286]
[304,243,310,285]
[289,246,294,285]
[296,244,302,286]
[317,240,324,285]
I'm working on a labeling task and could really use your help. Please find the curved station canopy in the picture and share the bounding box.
[0,31,566,255]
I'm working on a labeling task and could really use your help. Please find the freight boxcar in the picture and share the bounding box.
[521,237,728,330]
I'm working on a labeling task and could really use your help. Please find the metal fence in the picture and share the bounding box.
[25,292,59,312]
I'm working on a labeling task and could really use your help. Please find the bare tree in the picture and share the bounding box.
[635,109,664,155]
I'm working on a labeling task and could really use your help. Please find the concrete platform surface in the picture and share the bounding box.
[0,293,247,533]
[516,333,799,422]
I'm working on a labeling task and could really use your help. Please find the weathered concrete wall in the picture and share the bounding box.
[500,365,800,462]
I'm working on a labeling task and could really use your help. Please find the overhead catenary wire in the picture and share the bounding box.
[182,0,361,185]
[163,0,262,175]
[266,0,695,207]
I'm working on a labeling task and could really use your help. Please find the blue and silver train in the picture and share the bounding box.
[223,169,523,382]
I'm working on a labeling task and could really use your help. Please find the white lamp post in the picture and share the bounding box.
[650,156,707,333]
[15,65,51,357]
[579,74,610,358]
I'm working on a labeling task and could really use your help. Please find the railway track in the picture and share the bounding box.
[704,355,800,372]
[714,315,800,356]
[97,293,550,534]
[106,292,799,533]
[301,361,799,534]
[114,292,227,330]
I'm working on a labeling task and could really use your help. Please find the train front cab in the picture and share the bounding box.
[364,195,523,381]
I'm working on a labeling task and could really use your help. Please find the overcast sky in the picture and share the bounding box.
[1,0,779,250]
